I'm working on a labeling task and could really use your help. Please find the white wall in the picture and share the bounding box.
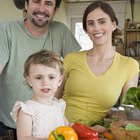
[54,1,67,25]
[125,1,140,22]
[0,0,67,25]
[0,0,22,21]
[0,1,140,25]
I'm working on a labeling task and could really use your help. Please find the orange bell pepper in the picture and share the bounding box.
[48,126,78,140]
[101,132,114,140]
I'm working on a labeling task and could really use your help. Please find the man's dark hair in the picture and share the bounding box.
[13,0,62,9]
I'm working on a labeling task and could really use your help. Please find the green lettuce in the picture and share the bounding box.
[122,87,140,111]
[125,123,140,130]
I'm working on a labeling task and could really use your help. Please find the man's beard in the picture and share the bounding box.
[31,11,50,27]
[32,18,49,27]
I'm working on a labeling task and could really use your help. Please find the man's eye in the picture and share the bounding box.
[99,20,106,24]
[33,0,40,3]
[45,1,53,6]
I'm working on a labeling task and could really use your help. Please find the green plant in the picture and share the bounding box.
[122,87,140,111]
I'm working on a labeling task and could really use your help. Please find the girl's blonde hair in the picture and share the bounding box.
[23,49,64,79]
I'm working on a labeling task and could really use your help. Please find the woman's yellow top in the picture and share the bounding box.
[63,51,139,126]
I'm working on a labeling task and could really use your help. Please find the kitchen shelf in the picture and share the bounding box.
[125,29,140,32]
[124,20,140,58]
[124,20,140,86]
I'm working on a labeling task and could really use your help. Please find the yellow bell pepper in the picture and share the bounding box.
[48,126,78,140]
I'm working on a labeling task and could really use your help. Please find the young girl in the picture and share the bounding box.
[10,50,69,140]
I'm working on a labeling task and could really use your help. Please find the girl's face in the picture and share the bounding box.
[26,64,63,98]
[86,8,116,46]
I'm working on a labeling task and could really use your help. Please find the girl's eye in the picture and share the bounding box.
[49,76,55,80]
[35,76,42,80]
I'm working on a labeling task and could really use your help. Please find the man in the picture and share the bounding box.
[0,0,81,139]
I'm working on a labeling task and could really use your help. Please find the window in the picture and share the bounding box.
[75,21,92,50]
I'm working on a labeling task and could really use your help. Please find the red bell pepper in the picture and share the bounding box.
[71,123,99,140]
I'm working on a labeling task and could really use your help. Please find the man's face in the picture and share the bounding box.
[25,0,57,27]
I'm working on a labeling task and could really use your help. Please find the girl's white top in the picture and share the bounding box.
[10,98,66,138]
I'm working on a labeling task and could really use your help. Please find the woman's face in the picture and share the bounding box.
[86,8,116,46]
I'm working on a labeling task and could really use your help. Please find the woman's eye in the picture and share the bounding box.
[87,21,94,26]
[88,23,93,26]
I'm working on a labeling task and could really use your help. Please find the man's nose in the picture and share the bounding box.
[38,3,46,12]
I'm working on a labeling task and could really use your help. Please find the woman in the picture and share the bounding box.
[60,1,139,126]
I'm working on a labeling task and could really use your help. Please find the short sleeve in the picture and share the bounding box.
[127,57,139,81]
[61,24,81,57]
[0,23,10,66]
[49,21,81,58]
[64,53,74,73]
[53,98,66,115]
[58,99,66,115]
[10,101,34,123]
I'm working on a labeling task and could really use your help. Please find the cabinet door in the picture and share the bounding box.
[124,21,140,57]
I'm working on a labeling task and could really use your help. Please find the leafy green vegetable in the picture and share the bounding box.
[123,87,140,111]
[91,118,118,131]
[125,123,140,130]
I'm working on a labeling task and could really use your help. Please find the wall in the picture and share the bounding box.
[0,1,140,26]
[125,1,140,22]
[54,1,67,25]
[0,0,67,25]
[0,0,22,21]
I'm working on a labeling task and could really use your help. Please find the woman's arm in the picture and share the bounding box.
[120,72,139,104]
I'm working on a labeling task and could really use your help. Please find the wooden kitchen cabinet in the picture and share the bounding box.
[124,20,140,58]
[124,20,140,85]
